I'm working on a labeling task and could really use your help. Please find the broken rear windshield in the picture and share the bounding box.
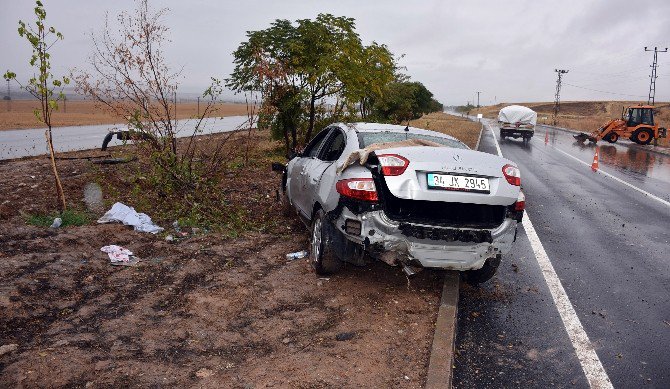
[357,131,469,149]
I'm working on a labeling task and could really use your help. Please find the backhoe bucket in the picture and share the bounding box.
[573,133,590,142]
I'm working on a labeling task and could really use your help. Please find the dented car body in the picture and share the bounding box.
[280,123,524,283]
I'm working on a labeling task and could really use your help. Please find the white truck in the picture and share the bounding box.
[498,105,537,142]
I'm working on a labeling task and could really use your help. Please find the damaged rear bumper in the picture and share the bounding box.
[332,206,517,271]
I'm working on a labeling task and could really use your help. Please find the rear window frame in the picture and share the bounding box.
[356,131,470,150]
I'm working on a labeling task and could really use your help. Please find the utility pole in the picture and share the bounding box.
[197,96,200,116]
[553,69,568,125]
[645,46,668,106]
[476,91,481,108]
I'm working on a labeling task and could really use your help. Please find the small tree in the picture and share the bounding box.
[74,0,224,190]
[4,0,69,211]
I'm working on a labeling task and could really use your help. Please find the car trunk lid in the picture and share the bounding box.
[372,146,518,206]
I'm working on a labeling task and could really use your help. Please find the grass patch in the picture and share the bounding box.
[26,209,91,227]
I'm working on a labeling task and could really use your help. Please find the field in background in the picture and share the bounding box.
[0,100,249,131]
[471,101,670,147]
[411,112,481,148]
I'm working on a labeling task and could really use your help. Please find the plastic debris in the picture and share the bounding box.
[100,244,140,266]
[97,202,163,234]
[286,250,308,260]
[50,217,62,228]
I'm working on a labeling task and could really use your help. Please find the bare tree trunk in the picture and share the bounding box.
[306,95,316,143]
[283,129,290,158]
[45,127,66,211]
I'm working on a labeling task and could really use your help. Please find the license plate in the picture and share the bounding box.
[427,173,490,193]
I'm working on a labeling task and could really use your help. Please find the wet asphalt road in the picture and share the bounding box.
[453,120,670,388]
[0,115,250,160]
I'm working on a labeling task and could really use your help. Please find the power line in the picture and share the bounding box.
[570,69,650,84]
[563,82,647,98]
[645,46,668,105]
[553,69,568,126]
[573,75,650,88]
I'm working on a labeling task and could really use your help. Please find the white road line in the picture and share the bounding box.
[488,123,614,389]
[474,124,484,151]
[549,144,670,208]
[487,123,503,156]
[522,215,613,389]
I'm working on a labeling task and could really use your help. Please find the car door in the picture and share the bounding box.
[289,128,333,218]
[305,127,347,215]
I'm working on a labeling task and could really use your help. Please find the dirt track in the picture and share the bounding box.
[0,222,443,387]
[0,100,249,131]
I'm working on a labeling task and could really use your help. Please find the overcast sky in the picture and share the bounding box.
[2,0,670,105]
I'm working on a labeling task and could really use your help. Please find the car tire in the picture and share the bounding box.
[310,209,342,275]
[463,255,501,284]
[500,130,506,139]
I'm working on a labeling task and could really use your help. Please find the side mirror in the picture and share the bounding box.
[289,150,303,159]
[271,162,286,173]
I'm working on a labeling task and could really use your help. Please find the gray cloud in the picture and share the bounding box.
[2,0,669,105]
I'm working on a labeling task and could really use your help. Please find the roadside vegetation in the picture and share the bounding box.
[25,209,90,227]
[227,13,443,156]
[4,0,70,211]
[3,0,448,231]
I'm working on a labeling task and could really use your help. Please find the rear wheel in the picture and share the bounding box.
[500,130,506,139]
[632,128,653,145]
[605,132,619,143]
[463,255,501,284]
[309,209,342,275]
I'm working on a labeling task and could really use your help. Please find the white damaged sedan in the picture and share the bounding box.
[276,123,525,283]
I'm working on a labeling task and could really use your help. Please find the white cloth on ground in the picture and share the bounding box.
[100,244,134,262]
[97,202,164,234]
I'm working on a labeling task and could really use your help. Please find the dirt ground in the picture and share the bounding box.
[410,112,481,148]
[0,120,482,387]
[0,100,249,131]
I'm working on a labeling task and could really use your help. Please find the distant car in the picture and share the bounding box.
[101,126,155,151]
[498,105,537,142]
[276,123,525,283]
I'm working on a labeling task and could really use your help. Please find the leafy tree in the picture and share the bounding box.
[4,0,69,211]
[341,42,397,119]
[228,14,397,151]
[372,81,442,123]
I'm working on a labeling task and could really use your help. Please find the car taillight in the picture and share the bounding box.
[336,178,378,202]
[502,164,521,186]
[377,154,409,176]
[514,190,525,211]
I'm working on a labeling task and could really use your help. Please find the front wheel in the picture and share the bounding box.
[309,209,342,275]
[605,132,619,143]
[463,255,501,284]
